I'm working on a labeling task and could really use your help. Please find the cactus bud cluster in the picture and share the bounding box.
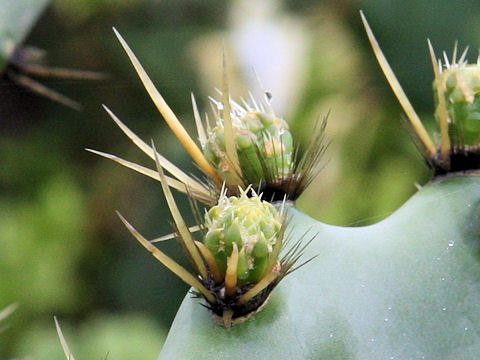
[199,93,328,202]
[203,107,294,188]
[434,61,480,146]
[96,29,317,328]
[91,29,328,206]
[429,46,480,173]
[115,144,314,327]
[195,188,296,326]
[203,188,282,285]
[362,12,480,175]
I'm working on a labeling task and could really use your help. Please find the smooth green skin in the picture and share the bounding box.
[159,175,480,359]
[0,0,50,71]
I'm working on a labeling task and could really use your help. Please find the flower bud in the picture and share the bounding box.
[434,65,480,145]
[203,188,282,285]
[204,109,293,187]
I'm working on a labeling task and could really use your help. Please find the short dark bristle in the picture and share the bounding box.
[242,115,329,202]
[258,175,304,202]
[190,221,317,325]
[204,280,278,319]
[429,145,480,175]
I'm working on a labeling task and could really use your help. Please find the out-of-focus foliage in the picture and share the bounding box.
[1,0,480,358]
[17,313,166,359]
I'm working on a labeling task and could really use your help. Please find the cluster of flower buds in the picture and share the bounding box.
[434,60,480,146]
[202,99,294,191]
[92,12,480,328]
[203,188,283,287]
[361,11,480,175]
[116,142,313,326]
[91,29,321,327]
[430,49,480,174]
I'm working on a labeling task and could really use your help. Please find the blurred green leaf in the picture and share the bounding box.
[17,313,166,360]
[0,173,88,311]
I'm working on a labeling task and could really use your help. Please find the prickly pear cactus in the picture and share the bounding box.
[158,175,480,359]
[156,14,480,360]
[93,12,480,360]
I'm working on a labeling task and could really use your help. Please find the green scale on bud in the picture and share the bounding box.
[203,188,282,285]
[203,98,294,188]
[434,65,480,145]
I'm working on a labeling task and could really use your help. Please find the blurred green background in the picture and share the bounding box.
[1,0,480,358]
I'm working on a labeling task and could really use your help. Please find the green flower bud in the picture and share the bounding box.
[204,106,294,186]
[204,229,221,251]
[258,112,275,126]
[434,65,480,145]
[237,133,253,150]
[203,189,282,285]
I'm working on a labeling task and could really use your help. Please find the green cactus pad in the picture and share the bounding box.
[160,175,480,359]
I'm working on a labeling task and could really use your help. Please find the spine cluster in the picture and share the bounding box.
[203,108,294,187]
[362,11,480,174]
[93,28,322,328]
